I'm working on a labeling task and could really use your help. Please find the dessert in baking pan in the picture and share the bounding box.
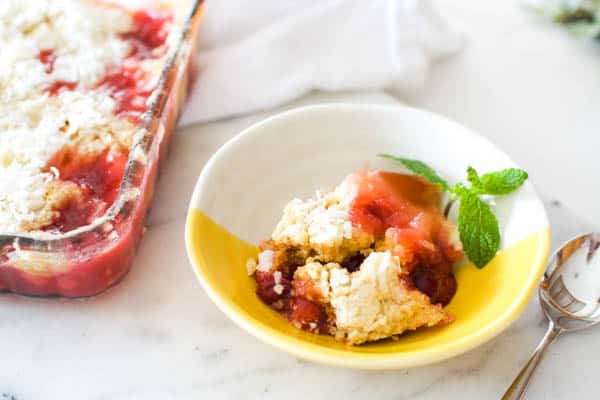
[0,0,203,297]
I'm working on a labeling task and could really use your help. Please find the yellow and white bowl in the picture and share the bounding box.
[185,104,550,369]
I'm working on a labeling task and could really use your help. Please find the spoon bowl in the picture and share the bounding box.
[504,232,600,399]
[540,233,600,331]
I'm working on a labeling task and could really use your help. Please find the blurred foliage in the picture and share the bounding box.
[530,0,600,38]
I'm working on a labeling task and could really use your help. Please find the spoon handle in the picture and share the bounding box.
[502,323,562,400]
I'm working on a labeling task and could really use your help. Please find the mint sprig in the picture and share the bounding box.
[378,154,450,191]
[379,155,528,268]
[467,167,528,195]
[457,188,500,268]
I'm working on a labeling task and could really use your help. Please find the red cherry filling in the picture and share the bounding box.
[43,149,129,234]
[349,171,463,306]
[96,65,152,123]
[121,9,172,57]
[37,49,57,73]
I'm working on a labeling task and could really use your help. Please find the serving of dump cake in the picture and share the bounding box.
[0,0,172,235]
[248,170,464,345]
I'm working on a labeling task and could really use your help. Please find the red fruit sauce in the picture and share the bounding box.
[45,81,79,96]
[37,48,77,95]
[289,296,329,331]
[255,270,329,333]
[37,49,57,73]
[121,9,172,56]
[96,65,152,123]
[349,171,462,305]
[38,8,171,123]
[36,6,173,232]
[43,149,129,234]
[95,9,172,123]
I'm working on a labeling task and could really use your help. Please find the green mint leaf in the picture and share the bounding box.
[377,154,527,268]
[466,166,482,189]
[453,182,468,197]
[458,189,500,268]
[475,168,528,195]
[378,154,449,191]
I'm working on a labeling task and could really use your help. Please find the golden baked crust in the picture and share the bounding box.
[272,183,374,263]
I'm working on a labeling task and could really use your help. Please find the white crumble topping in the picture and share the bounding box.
[49,166,60,180]
[0,0,133,103]
[273,271,285,294]
[293,252,451,345]
[273,284,284,295]
[257,250,275,272]
[0,86,142,233]
[342,221,353,239]
[273,270,285,293]
[293,260,333,301]
[272,176,374,262]
[0,0,167,234]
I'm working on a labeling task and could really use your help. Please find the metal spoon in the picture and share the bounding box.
[502,232,600,399]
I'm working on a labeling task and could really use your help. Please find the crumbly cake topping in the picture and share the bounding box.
[294,252,450,345]
[0,0,167,234]
[272,181,374,262]
[0,0,132,103]
[0,92,140,233]
[252,171,463,345]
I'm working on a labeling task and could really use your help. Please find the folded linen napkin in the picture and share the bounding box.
[180,0,463,125]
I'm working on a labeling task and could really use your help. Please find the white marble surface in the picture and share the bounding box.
[0,91,597,400]
[2,1,600,398]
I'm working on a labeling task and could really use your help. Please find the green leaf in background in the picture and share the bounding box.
[377,154,450,190]
[458,189,500,268]
[554,7,595,24]
[530,0,600,39]
[473,168,528,195]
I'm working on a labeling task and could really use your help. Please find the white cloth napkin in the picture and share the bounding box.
[179,0,463,125]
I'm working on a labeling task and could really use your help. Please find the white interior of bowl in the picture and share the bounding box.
[191,103,548,250]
